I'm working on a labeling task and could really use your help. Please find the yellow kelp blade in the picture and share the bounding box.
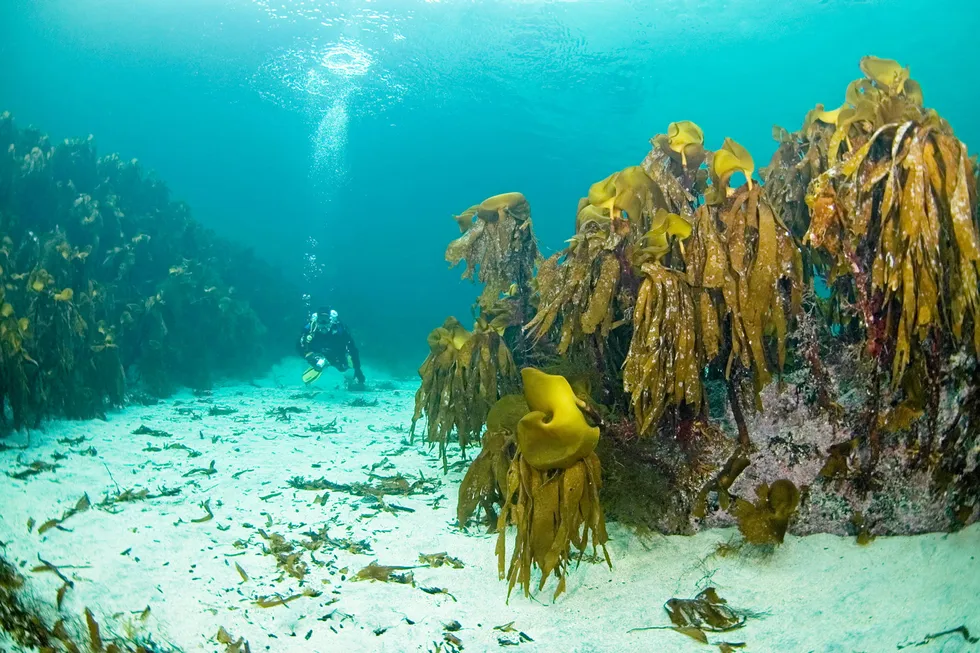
[302,367,322,384]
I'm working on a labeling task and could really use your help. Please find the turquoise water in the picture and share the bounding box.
[2,0,977,371]
[3,3,980,650]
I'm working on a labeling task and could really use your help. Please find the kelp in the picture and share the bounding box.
[527,158,694,355]
[804,57,980,390]
[0,113,302,429]
[685,182,803,407]
[353,562,418,584]
[496,452,609,601]
[524,219,629,354]
[623,264,704,433]
[496,369,610,601]
[446,192,539,312]
[1,553,177,652]
[731,479,800,545]
[629,587,753,648]
[456,394,525,529]
[216,626,251,653]
[255,589,320,608]
[37,493,90,534]
[411,315,519,471]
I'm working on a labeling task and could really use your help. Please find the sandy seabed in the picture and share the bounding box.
[1,360,978,653]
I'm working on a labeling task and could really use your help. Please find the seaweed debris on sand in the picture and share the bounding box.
[0,364,977,652]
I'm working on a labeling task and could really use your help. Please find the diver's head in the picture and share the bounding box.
[315,306,340,331]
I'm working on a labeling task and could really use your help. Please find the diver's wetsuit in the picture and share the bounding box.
[298,314,364,382]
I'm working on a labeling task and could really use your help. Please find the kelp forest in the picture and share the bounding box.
[0,112,303,431]
[411,57,980,598]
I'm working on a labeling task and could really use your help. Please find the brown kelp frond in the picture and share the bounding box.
[732,479,801,545]
[706,138,755,206]
[585,165,673,233]
[446,192,538,302]
[804,57,980,388]
[411,316,519,471]
[647,122,710,208]
[524,219,629,353]
[687,183,803,404]
[623,264,704,434]
[496,452,609,601]
[496,369,609,601]
[456,394,526,530]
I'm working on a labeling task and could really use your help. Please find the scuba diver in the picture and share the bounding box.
[298,306,365,386]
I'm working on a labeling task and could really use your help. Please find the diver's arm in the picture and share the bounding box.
[346,331,364,381]
[297,323,313,354]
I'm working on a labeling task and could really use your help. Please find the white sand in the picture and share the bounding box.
[1,360,978,653]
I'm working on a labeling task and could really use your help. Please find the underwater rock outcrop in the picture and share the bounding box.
[0,113,301,429]
[420,56,978,600]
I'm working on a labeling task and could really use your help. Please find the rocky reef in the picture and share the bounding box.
[410,57,980,596]
[0,113,302,431]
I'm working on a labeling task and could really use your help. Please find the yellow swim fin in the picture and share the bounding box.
[302,367,322,384]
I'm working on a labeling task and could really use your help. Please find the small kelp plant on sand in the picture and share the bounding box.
[0,114,302,429]
[409,56,980,600]
[495,368,610,601]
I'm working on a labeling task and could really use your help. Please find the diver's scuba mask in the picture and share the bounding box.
[312,309,340,334]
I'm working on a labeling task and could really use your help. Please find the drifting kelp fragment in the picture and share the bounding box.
[420,586,458,602]
[419,552,464,569]
[306,417,340,433]
[7,459,60,480]
[216,626,252,653]
[163,442,201,458]
[207,406,238,416]
[85,607,102,649]
[497,369,610,601]
[132,425,172,438]
[732,479,800,545]
[191,499,214,523]
[630,588,754,648]
[353,562,418,584]
[289,472,437,498]
[182,460,216,478]
[255,588,321,607]
[255,529,309,581]
[37,494,90,535]
[97,486,180,513]
[306,418,341,433]
[897,626,979,649]
[666,588,747,632]
[31,556,76,609]
[301,526,373,555]
[266,405,308,419]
